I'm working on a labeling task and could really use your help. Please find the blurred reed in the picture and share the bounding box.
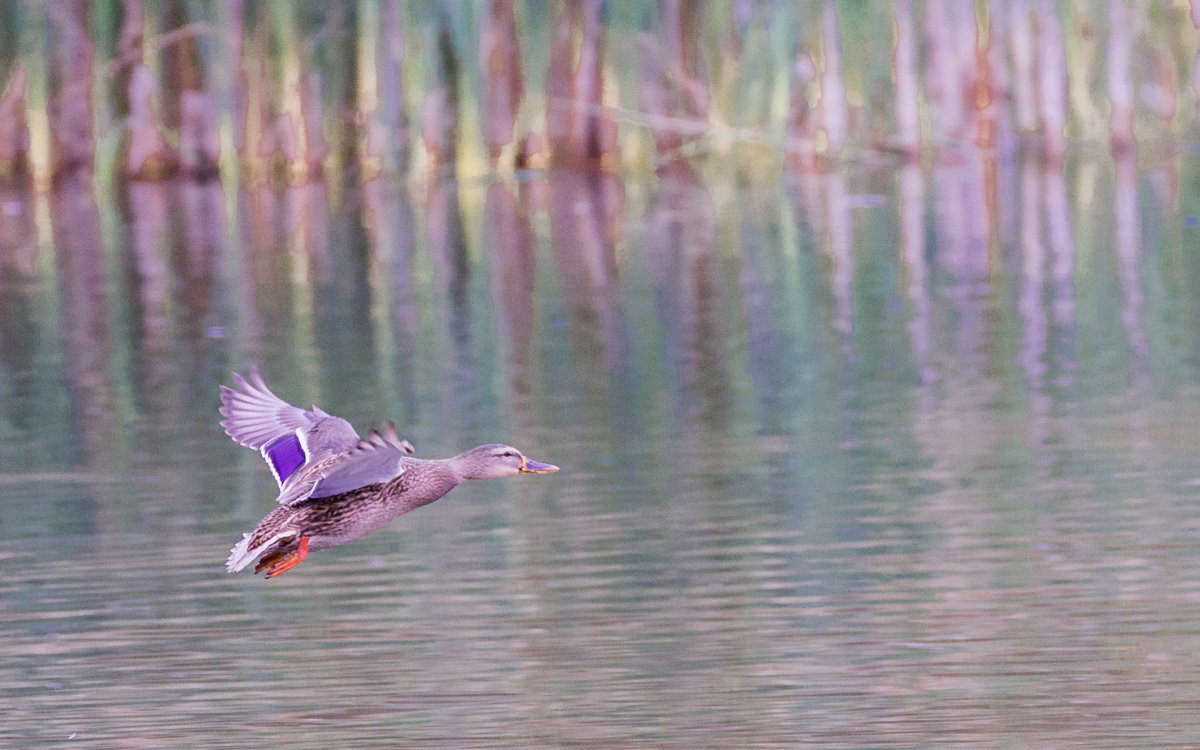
[0,0,1196,188]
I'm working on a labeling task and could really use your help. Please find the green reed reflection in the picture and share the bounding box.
[3,152,1200,745]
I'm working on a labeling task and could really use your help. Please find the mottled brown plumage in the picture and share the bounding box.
[220,368,559,578]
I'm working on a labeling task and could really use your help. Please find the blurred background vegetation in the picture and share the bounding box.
[0,0,1197,188]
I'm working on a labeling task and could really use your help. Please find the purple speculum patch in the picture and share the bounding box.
[262,432,306,485]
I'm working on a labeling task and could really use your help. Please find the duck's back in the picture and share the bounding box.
[299,458,462,550]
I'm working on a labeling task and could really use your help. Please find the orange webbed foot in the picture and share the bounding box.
[255,536,310,578]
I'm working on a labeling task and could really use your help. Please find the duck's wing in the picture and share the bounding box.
[275,421,414,506]
[219,366,361,489]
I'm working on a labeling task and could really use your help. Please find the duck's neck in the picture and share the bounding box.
[447,450,490,481]
[392,458,463,511]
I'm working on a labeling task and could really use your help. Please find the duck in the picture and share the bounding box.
[220,367,558,578]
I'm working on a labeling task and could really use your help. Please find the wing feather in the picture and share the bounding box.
[219,366,361,488]
[275,421,414,506]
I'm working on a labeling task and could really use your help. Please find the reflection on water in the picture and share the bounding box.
[6,151,1200,746]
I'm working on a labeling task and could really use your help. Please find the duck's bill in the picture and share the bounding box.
[520,458,559,473]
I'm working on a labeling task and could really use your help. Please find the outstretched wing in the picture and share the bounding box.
[276,422,414,506]
[219,366,361,488]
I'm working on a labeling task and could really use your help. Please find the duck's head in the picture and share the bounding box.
[455,443,560,480]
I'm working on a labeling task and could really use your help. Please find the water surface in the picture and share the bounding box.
[4,154,1200,747]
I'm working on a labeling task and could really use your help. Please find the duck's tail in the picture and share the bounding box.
[225,529,299,573]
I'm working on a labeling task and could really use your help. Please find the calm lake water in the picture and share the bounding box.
[5,151,1200,747]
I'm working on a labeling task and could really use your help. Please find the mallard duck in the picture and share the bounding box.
[220,367,558,578]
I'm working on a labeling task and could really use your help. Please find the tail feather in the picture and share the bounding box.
[226,529,298,573]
